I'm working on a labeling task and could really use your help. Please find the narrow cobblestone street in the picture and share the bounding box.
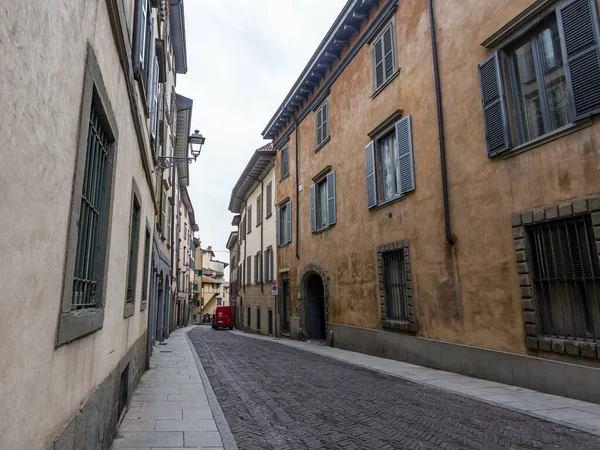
[187,327,600,450]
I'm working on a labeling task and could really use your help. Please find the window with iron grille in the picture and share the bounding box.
[382,249,408,321]
[528,215,600,342]
[71,101,112,311]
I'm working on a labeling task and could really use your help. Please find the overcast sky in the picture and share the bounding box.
[177,0,347,275]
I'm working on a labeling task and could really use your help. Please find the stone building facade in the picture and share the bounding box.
[229,145,278,335]
[263,0,600,402]
[0,1,199,449]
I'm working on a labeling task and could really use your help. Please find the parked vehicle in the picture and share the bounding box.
[212,306,233,330]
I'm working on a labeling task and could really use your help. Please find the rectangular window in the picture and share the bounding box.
[265,246,273,281]
[311,172,337,232]
[528,215,600,341]
[255,251,262,283]
[247,256,252,284]
[280,145,289,180]
[478,0,600,156]
[382,248,408,321]
[277,201,292,246]
[247,307,251,327]
[266,182,273,217]
[316,98,330,148]
[365,116,415,209]
[126,196,141,305]
[507,16,570,145]
[71,100,113,310]
[141,228,151,309]
[257,307,261,331]
[257,194,262,226]
[372,20,397,91]
[268,310,273,335]
[247,205,252,234]
[166,201,172,244]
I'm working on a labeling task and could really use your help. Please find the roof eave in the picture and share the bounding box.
[170,0,188,74]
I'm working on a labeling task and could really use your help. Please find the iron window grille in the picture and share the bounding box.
[528,215,600,342]
[71,102,112,310]
[382,248,409,321]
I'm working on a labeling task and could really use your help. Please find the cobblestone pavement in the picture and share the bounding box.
[187,327,600,450]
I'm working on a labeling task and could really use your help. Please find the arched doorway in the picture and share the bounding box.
[305,274,326,339]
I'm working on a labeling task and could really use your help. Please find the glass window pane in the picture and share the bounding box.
[379,133,398,201]
[536,21,570,131]
[511,40,544,143]
[317,180,327,229]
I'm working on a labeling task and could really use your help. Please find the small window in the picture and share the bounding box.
[382,248,408,321]
[247,307,251,327]
[247,205,252,234]
[266,182,273,217]
[254,251,262,283]
[247,256,252,284]
[315,98,330,148]
[256,195,262,226]
[257,307,261,331]
[277,201,292,246]
[280,145,289,180]
[372,20,397,92]
[265,246,273,282]
[126,196,141,307]
[528,215,600,342]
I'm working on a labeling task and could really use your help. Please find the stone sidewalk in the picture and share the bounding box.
[231,330,600,437]
[110,326,236,450]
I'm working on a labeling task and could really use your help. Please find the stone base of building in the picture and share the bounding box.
[45,331,147,450]
[329,323,600,404]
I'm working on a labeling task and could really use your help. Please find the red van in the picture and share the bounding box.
[212,306,233,330]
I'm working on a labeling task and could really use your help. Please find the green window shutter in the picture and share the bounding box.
[478,52,510,156]
[396,115,415,194]
[276,207,281,246]
[557,0,600,120]
[316,108,323,145]
[285,203,292,244]
[327,171,336,225]
[310,184,317,232]
[365,141,377,209]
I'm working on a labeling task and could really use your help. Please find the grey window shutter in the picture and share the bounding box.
[310,184,317,232]
[133,0,147,77]
[365,141,377,209]
[316,108,322,145]
[285,203,292,244]
[478,52,510,156]
[557,0,600,120]
[396,115,415,194]
[146,17,155,110]
[383,25,394,78]
[276,208,281,246]
[373,37,384,88]
[327,171,336,225]
[150,56,159,140]
[323,102,329,140]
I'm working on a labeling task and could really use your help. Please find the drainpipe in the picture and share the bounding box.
[259,180,264,294]
[294,116,300,259]
[428,0,455,247]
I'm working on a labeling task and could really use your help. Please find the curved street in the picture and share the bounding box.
[188,327,600,450]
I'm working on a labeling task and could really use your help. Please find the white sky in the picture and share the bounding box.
[177,0,347,274]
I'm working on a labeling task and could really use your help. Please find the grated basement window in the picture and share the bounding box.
[71,102,111,310]
[528,215,600,342]
[383,249,408,321]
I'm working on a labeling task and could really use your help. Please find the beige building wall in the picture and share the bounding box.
[0,1,170,449]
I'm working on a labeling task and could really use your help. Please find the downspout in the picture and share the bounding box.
[294,116,300,259]
[428,0,455,247]
[260,180,264,294]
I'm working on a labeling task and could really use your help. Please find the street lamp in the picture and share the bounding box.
[156,130,206,170]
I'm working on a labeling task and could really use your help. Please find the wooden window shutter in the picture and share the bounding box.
[276,207,281,246]
[557,0,600,120]
[323,101,329,140]
[478,52,510,156]
[150,56,159,140]
[310,184,317,232]
[373,37,384,89]
[395,116,415,194]
[365,141,377,209]
[286,203,292,244]
[327,171,336,225]
[145,17,155,111]
[133,0,147,78]
[383,25,394,78]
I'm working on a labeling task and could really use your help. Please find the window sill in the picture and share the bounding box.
[314,136,331,153]
[501,120,593,159]
[266,213,273,220]
[382,319,416,332]
[278,242,292,249]
[123,301,135,318]
[279,174,290,183]
[140,301,147,312]
[370,193,406,211]
[371,69,400,100]
[312,224,334,235]
[56,308,105,347]
[531,335,599,360]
